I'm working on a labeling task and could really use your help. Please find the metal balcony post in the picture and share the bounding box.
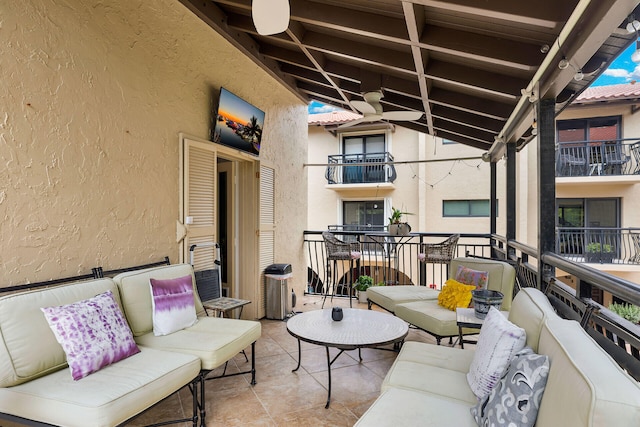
[538,97,557,290]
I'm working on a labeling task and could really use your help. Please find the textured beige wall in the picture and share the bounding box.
[1,0,307,286]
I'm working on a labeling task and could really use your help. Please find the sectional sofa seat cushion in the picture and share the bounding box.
[114,263,261,371]
[150,275,198,336]
[0,278,120,387]
[354,387,478,427]
[395,300,478,339]
[0,347,200,427]
[135,316,261,370]
[381,341,478,405]
[536,316,640,426]
[41,290,140,380]
[366,286,439,313]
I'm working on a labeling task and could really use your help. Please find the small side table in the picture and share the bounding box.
[202,297,251,318]
[456,307,508,349]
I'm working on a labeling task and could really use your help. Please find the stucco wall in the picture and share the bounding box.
[1,0,307,286]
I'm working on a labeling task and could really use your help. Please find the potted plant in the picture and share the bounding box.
[388,207,413,236]
[354,275,374,303]
[585,242,614,263]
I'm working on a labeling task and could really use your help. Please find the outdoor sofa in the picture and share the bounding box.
[367,257,516,344]
[355,287,640,426]
[0,263,260,427]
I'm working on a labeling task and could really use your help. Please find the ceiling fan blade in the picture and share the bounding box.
[350,100,376,115]
[381,111,423,121]
[252,0,290,36]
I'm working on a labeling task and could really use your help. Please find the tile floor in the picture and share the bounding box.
[129,294,446,426]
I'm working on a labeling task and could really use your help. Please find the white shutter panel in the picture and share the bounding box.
[258,165,275,318]
[183,139,217,272]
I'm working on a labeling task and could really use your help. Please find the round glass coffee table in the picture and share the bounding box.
[286,308,408,408]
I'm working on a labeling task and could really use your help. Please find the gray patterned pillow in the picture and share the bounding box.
[470,347,550,427]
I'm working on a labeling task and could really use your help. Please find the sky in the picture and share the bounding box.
[592,43,639,86]
[307,44,639,113]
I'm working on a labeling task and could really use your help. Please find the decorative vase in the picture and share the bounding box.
[471,289,504,319]
[331,307,343,321]
[389,223,411,236]
[358,290,368,304]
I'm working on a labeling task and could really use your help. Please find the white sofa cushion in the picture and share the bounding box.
[382,341,478,404]
[467,307,526,398]
[355,387,477,427]
[366,286,438,313]
[0,278,119,387]
[0,347,200,427]
[508,287,556,352]
[536,316,640,426]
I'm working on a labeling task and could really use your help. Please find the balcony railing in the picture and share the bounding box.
[557,227,640,264]
[326,152,396,184]
[556,138,640,177]
[305,230,640,380]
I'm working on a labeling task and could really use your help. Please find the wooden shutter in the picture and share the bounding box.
[258,165,275,318]
[182,138,217,271]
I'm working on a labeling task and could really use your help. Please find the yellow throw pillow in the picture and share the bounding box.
[437,279,476,311]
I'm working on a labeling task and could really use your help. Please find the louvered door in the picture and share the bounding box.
[258,165,275,318]
[182,138,217,271]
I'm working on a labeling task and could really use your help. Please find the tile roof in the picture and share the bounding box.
[576,83,640,103]
[308,110,361,125]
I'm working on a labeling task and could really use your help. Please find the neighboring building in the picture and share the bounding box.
[308,83,640,294]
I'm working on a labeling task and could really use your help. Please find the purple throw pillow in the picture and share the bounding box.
[456,265,489,289]
[41,290,140,381]
[150,275,197,336]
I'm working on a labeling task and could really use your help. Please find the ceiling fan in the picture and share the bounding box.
[338,91,424,129]
[252,0,290,36]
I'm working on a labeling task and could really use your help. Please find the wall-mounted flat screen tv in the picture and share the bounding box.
[212,87,265,156]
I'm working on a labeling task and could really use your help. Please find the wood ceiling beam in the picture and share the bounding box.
[302,32,417,75]
[419,26,544,71]
[177,0,305,103]
[429,88,513,120]
[433,120,497,142]
[260,45,316,70]
[426,61,525,100]
[285,22,353,108]
[431,105,505,134]
[402,1,434,134]
[408,0,571,28]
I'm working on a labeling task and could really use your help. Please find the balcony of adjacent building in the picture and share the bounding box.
[325,152,397,190]
[556,138,640,185]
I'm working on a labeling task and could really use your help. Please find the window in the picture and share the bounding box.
[342,201,385,231]
[557,198,619,228]
[443,200,496,217]
[442,138,457,145]
[341,134,387,184]
[557,116,620,143]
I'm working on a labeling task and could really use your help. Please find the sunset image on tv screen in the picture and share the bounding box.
[212,88,265,155]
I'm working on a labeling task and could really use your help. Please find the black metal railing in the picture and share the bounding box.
[304,230,491,296]
[496,236,640,381]
[557,227,640,264]
[556,139,640,177]
[306,229,640,380]
[326,152,397,184]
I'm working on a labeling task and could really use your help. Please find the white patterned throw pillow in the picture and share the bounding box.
[150,275,198,336]
[467,307,526,398]
[41,290,140,380]
[471,347,550,427]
